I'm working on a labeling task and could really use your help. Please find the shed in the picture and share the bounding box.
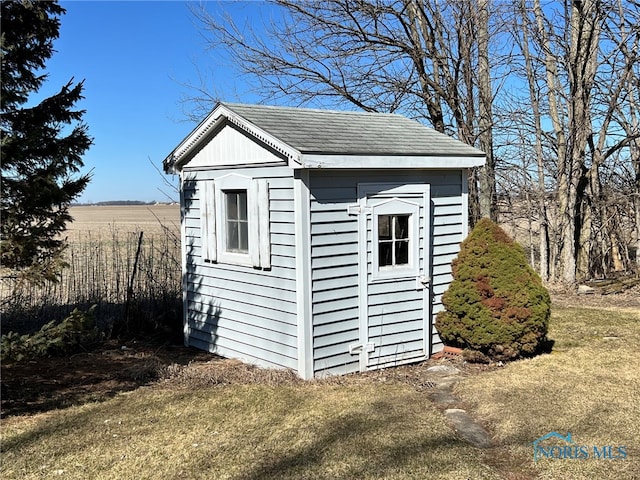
[163,102,485,379]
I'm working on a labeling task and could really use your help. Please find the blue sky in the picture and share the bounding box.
[43,1,269,203]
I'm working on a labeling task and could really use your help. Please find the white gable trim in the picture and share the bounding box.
[300,154,485,169]
[167,104,302,172]
[186,123,287,169]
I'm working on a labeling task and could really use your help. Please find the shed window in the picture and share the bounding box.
[378,214,410,267]
[199,174,271,269]
[225,190,248,253]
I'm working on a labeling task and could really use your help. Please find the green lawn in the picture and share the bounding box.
[2,304,638,479]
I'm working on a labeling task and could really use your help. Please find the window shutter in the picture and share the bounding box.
[257,179,271,269]
[248,179,271,269]
[249,180,261,267]
[200,180,216,262]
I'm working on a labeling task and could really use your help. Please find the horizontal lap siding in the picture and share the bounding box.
[183,166,298,370]
[309,174,360,377]
[309,170,466,375]
[430,177,465,350]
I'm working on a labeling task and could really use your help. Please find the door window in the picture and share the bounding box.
[378,214,410,267]
[370,198,420,280]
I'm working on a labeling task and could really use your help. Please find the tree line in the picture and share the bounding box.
[188,0,640,285]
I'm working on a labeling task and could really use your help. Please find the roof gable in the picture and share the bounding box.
[164,102,485,172]
[185,121,287,169]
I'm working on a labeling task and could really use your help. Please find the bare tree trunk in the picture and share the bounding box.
[468,169,481,227]
[477,0,496,221]
[569,0,601,282]
[520,0,549,280]
[609,209,624,272]
[532,0,571,283]
[577,165,600,279]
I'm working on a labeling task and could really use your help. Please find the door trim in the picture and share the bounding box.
[356,183,431,371]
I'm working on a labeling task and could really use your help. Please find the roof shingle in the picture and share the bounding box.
[222,103,484,157]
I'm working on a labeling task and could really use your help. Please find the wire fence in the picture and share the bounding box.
[1,224,182,338]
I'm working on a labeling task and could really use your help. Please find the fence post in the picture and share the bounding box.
[124,231,144,333]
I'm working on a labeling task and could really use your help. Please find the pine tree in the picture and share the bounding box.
[435,219,551,361]
[1,0,92,282]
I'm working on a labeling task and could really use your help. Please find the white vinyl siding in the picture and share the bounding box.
[308,176,360,377]
[182,166,297,370]
[309,170,466,376]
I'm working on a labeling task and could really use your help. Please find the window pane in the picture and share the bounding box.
[239,221,248,251]
[378,215,391,240]
[396,240,409,265]
[395,215,409,239]
[227,221,239,250]
[238,191,248,221]
[225,190,249,254]
[379,242,392,266]
[226,193,238,220]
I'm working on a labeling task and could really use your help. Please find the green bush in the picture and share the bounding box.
[435,218,551,361]
[1,305,103,362]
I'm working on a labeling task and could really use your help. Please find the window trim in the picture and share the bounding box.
[377,214,411,268]
[215,174,253,266]
[371,198,420,281]
[199,174,271,269]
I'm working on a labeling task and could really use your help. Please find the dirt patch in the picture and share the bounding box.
[0,340,212,418]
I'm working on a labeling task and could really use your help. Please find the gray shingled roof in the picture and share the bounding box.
[222,103,484,157]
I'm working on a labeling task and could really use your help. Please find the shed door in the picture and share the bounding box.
[357,183,430,371]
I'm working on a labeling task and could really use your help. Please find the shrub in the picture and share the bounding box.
[435,218,551,361]
[1,305,103,362]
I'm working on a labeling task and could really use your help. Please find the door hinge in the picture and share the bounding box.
[416,275,431,290]
[349,342,376,355]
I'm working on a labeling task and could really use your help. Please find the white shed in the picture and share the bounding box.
[164,102,485,379]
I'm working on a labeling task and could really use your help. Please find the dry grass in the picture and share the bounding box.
[0,381,499,480]
[159,358,304,388]
[455,305,640,479]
